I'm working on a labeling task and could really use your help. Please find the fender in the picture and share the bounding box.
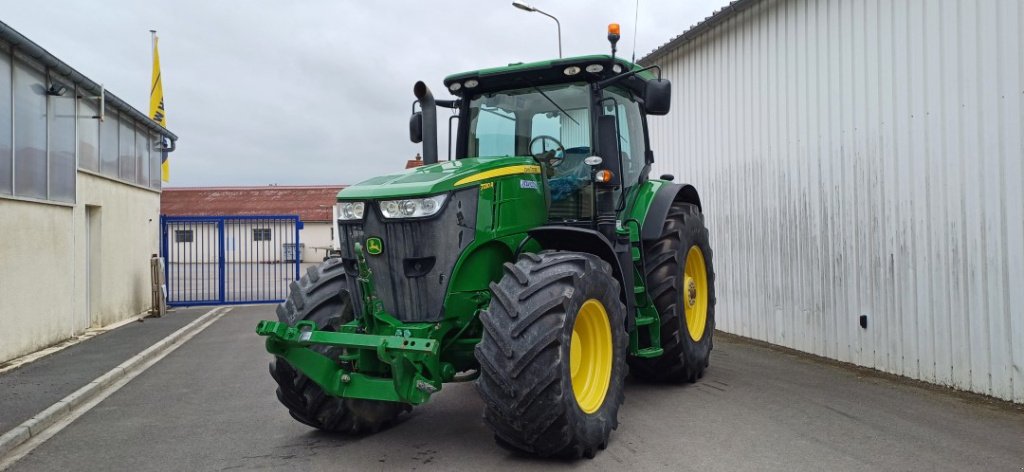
[638,182,702,241]
[524,226,636,331]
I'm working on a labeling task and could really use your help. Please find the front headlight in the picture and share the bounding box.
[379,194,448,219]
[337,201,365,220]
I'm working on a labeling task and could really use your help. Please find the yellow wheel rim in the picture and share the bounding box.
[570,299,613,414]
[682,245,709,342]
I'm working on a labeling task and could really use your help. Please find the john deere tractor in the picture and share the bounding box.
[257,26,715,458]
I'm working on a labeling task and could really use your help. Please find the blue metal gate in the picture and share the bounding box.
[160,215,303,306]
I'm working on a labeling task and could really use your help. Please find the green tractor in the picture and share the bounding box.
[257,27,715,458]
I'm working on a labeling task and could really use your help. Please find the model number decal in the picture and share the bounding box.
[520,179,538,189]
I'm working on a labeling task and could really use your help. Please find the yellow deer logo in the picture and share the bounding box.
[365,237,383,255]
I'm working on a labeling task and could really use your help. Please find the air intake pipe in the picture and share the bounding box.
[413,81,438,165]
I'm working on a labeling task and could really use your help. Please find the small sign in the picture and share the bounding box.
[366,237,383,255]
[520,179,538,189]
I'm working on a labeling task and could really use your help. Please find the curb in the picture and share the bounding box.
[0,311,153,376]
[0,306,229,459]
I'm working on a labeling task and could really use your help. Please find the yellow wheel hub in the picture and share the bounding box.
[570,299,613,414]
[683,245,709,342]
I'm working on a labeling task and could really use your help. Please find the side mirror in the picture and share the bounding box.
[409,111,423,143]
[645,78,671,115]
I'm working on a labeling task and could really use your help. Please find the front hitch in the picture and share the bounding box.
[256,242,443,405]
[257,320,443,404]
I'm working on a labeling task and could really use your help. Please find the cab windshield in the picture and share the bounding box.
[465,83,595,220]
[465,83,591,159]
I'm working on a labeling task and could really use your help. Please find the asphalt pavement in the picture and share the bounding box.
[0,307,208,435]
[5,305,1023,471]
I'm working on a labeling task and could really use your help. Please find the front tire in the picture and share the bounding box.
[629,201,716,383]
[268,258,410,433]
[475,252,628,458]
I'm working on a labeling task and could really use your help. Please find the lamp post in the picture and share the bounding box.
[512,1,562,58]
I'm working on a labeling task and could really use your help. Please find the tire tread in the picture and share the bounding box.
[269,259,409,434]
[475,251,627,458]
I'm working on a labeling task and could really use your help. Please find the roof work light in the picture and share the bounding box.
[608,23,621,59]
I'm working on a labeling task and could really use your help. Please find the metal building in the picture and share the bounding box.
[641,0,1023,403]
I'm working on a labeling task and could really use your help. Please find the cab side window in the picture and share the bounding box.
[602,88,646,189]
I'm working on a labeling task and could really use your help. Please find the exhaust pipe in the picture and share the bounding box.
[413,81,438,165]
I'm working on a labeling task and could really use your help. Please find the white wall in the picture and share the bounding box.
[0,198,75,363]
[301,222,332,262]
[74,172,160,327]
[647,0,1023,402]
[0,171,159,363]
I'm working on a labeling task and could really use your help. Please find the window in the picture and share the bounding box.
[175,230,193,243]
[48,81,76,202]
[530,108,592,189]
[78,97,100,172]
[13,61,47,199]
[100,109,119,176]
[118,118,135,181]
[0,47,11,195]
[469,105,515,157]
[602,88,647,189]
[466,84,596,221]
[530,108,590,153]
[135,126,148,185]
[0,51,167,202]
[252,228,272,241]
[466,83,591,158]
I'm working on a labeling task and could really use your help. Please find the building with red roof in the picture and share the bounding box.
[160,185,345,262]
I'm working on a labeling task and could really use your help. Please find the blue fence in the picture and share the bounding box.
[160,215,303,306]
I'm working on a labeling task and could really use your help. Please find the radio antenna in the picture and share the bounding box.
[631,0,640,62]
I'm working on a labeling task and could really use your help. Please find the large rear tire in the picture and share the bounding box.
[268,258,410,433]
[475,251,628,459]
[629,201,716,383]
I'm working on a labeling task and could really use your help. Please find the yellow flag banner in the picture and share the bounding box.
[149,33,168,181]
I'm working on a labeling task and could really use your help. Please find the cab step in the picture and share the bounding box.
[635,315,657,326]
[633,347,663,358]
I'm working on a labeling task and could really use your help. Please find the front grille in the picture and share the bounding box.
[337,188,478,322]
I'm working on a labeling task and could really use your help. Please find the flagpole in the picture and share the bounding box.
[149,29,168,182]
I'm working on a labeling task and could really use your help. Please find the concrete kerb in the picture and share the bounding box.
[0,306,230,459]
[0,312,154,377]
[0,428,28,459]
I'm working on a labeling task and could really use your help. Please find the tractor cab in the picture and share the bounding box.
[415,52,671,228]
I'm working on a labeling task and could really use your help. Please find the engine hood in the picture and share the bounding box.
[337,156,539,200]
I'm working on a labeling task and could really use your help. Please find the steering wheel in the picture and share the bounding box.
[529,135,566,167]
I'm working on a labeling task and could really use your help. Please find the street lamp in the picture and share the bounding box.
[511,1,562,58]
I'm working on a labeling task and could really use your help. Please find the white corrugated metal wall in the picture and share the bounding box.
[646,0,1023,402]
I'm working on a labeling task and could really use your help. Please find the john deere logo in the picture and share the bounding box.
[366,237,383,255]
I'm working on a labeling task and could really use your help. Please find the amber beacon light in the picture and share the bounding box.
[607,23,621,58]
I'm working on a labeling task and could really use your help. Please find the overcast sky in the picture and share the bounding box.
[4,0,726,187]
